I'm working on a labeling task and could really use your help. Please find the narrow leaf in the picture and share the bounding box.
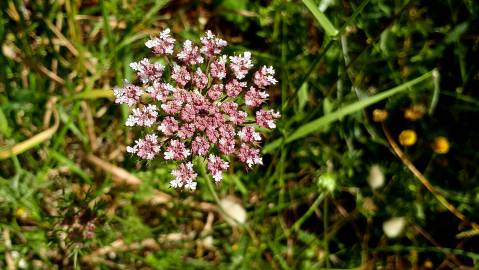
[298,82,309,112]
[74,89,114,100]
[0,112,59,160]
[263,71,434,153]
[50,151,92,183]
[0,107,12,137]
[302,0,339,36]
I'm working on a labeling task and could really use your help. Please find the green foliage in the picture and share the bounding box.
[302,0,338,36]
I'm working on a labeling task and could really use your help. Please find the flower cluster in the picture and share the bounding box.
[114,28,280,190]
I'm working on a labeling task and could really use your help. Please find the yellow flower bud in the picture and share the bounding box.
[432,136,450,154]
[399,130,417,146]
[424,259,434,269]
[404,104,425,121]
[372,109,388,122]
[15,207,28,219]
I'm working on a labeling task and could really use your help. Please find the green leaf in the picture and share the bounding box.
[73,89,114,100]
[444,22,469,44]
[263,71,434,153]
[302,0,338,37]
[220,0,249,30]
[50,151,92,183]
[298,82,309,112]
[323,97,333,114]
[0,107,11,137]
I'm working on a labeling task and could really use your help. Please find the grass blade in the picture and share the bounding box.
[0,110,59,160]
[74,89,114,100]
[302,0,338,36]
[0,107,12,137]
[263,71,434,153]
[50,151,92,183]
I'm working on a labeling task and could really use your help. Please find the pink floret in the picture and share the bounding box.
[207,154,229,182]
[145,28,176,55]
[113,81,143,107]
[126,134,161,160]
[170,162,198,190]
[256,109,281,129]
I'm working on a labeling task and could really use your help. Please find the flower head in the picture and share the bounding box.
[245,87,269,107]
[225,79,246,97]
[177,40,203,65]
[210,55,227,79]
[170,162,198,190]
[200,30,227,57]
[146,81,175,102]
[164,140,190,160]
[238,144,263,168]
[193,69,208,90]
[129,58,164,84]
[126,134,161,160]
[208,155,229,182]
[256,109,281,129]
[126,104,158,127]
[114,29,280,190]
[192,136,210,156]
[238,126,261,143]
[114,81,143,107]
[229,52,253,79]
[254,66,277,88]
[171,64,191,87]
[145,28,176,55]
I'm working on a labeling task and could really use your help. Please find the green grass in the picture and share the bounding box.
[1,0,479,269]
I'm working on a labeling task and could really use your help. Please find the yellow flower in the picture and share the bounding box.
[372,109,388,122]
[399,130,417,146]
[404,104,425,121]
[424,259,434,269]
[432,136,450,154]
[15,207,28,219]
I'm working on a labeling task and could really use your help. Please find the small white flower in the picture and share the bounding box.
[219,197,247,226]
[368,164,385,190]
[383,217,406,238]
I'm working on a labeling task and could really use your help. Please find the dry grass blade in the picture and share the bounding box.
[0,101,59,160]
[44,20,97,74]
[82,238,159,264]
[44,20,79,56]
[382,124,479,236]
[86,155,174,204]
[2,42,65,85]
[86,154,142,186]
[36,64,66,85]
[3,229,15,270]
[148,189,173,205]
[80,101,98,151]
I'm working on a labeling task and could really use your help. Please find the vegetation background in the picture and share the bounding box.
[1,0,479,269]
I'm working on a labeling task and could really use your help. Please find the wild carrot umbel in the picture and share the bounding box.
[113,29,280,190]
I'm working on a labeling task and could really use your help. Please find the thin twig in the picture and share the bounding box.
[3,228,15,270]
[290,193,325,232]
[86,154,142,186]
[413,224,460,268]
[0,99,59,160]
[382,124,479,235]
[80,102,98,151]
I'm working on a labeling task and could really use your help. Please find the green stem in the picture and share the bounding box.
[263,70,434,153]
[302,0,339,37]
[291,193,325,232]
[324,196,330,268]
[372,245,479,261]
